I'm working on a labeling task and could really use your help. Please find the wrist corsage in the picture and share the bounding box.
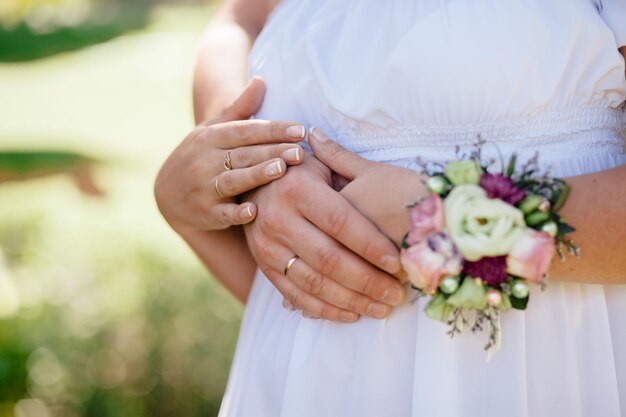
[401,147,577,360]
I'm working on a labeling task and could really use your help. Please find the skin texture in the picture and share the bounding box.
[307,128,626,285]
[156,1,626,319]
[156,0,407,320]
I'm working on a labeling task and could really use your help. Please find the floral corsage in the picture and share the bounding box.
[400,148,577,360]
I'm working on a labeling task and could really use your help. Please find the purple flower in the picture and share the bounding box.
[462,256,508,286]
[480,173,526,205]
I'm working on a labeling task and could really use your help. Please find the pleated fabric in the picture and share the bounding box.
[218,1,626,416]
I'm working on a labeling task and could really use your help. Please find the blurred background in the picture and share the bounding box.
[0,1,244,416]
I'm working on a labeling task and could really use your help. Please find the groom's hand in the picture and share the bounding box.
[242,155,406,322]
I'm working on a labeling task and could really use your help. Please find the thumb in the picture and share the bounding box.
[308,127,371,181]
[211,76,266,124]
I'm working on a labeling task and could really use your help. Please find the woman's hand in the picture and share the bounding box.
[309,128,428,249]
[242,155,407,323]
[155,77,307,235]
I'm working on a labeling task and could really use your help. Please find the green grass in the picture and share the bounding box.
[0,5,243,417]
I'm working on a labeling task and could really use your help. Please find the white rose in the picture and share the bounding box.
[444,185,525,261]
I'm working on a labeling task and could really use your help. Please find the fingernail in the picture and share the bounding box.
[366,303,389,319]
[242,206,254,218]
[308,126,328,143]
[282,299,295,311]
[282,147,301,163]
[381,255,401,273]
[302,311,320,319]
[285,125,305,139]
[339,312,359,323]
[264,161,283,177]
[382,287,404,306]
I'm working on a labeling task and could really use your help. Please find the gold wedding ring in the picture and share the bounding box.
[283,255,299,276]
[214,176,226,199]
[223,151,232,171]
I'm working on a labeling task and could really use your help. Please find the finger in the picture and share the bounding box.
[209,76,266,124]
[205,119,306,149]
[229,143,304,169]
[213,158,287,198]
[210,202,257,227]
[285,252,392,319]
[281,218,405,306]
[308,127,371,180]
[296,185,402,276]
[262,266,360,323]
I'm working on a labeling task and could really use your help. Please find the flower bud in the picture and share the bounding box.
[518,194,542,214]
[486,289,503,307]
[511,280,530,298]
[426,175,449,195]
[446,277,487,309]
[538,199,551,212]
[541,221,558,237]
[425,293,455,322]
[444,161,483,186]
[439,276,460,294]
[525,211,551,226]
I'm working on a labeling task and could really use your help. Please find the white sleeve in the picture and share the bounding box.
[600,0,626,47]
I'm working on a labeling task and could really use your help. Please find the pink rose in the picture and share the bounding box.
[401,234,462,294]
[406,194,446,245]
[506,229,555,283]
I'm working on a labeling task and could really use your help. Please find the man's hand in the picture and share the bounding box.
[243,156,406,322]
[309,127,428,248]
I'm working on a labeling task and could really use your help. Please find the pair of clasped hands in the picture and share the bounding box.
[157,77,428,322]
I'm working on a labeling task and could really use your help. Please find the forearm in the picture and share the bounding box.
[359,165,626,285]
[193,2,275,123]
[193,14,253,122]
[549,164,626,284]
[176,4,271,301]
[179,227,257,303]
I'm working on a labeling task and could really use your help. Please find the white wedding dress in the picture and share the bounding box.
[219,1,626,416]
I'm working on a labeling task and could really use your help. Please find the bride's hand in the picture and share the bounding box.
[155,77,307,235]
[308,127,428,250]
[242,155,406,322]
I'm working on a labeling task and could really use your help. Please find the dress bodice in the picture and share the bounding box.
[249,0,626,175]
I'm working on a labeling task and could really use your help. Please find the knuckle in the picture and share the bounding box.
[257,209,286,234]
[270,121,284,140]
[317,247,340,277]
[282,169,306,199]
[286,289,302,309]
[346,293,361,313]
[235,148,252,168]
[327,143,348,162]
[302,271,324,296]
[219,173,236,195]
[325,207,349,237]
[217,205,233,225]
[318,305,337,321]
[359,274,378,296]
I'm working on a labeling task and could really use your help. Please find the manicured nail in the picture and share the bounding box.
[366,303,389,319]
[339,312,359,323]
[380,255,401,273]
[265,161,283,177]
[282,147,301,163]
[242,206,254,218]
[382,287,404,306]
[308,126,328,143]
[285,125,305,139]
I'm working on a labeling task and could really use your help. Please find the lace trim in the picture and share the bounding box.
[334,106,625,153]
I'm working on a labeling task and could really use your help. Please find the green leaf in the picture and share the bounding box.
[552,183,571,212]
[525,211,551,226]
[505,154,517,177]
